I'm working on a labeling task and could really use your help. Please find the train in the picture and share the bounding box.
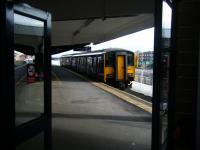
[60,48,136,89]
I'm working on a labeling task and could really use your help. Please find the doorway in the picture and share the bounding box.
[0,0,176,150]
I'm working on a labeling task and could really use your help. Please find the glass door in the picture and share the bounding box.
[1,2,51,150]
[14,4,52,150]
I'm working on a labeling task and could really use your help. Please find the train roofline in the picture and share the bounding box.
[61,48,134,58]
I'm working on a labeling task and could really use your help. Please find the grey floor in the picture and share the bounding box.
[17,66,152,150]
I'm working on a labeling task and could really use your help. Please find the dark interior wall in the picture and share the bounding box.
[173,0,199,149]
[0,1,15,149]
[196,12,200,150]
[0,1,4,147]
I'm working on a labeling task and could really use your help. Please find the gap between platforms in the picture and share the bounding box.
[53,67,152,114]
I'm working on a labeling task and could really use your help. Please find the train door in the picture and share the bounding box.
[117,55,125,80]
[0,1,51,150]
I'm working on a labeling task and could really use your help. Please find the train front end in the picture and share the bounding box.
[104,50,135,90]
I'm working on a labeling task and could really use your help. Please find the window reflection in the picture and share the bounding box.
[14,13,44,126]
[160,1,172,148]
[162,1,172,48]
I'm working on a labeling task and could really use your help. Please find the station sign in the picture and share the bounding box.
[74,46,91,52]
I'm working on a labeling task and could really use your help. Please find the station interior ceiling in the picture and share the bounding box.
[20,0,154,54]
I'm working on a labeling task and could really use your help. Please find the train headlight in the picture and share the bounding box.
[128,73,133,77]
[106,74,113,78]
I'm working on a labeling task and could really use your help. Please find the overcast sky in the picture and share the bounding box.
[90,27,154,51]
[53,27,154,57]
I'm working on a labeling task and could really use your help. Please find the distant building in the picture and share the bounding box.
[135,51,154,85]
[138,51,153,69]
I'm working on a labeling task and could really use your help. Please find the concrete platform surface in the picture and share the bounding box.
[17,66,152,150]
[52,66,151,150]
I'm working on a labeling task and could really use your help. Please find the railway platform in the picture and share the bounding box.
[16,66,152,150]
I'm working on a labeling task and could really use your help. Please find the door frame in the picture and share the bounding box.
[152,0,175,150]
[0,1,15,149]
[1,1,52,149]
[196,21,200,150]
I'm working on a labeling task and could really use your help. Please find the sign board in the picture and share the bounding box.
[74,46,91,52]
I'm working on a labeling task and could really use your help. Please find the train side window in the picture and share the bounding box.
[83,57,85,65]
[93,57,96,67]
[66,58,69,63]
[74,58,76,65]
[97,55,103,73]
[80,57,82,65]
[105,53,114,67]
[127,53,134,66]
[88,57,92,66]
[79,58,81,65]
[86,57,88,65]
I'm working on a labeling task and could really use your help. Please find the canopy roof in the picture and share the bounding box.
[20,0,154,54]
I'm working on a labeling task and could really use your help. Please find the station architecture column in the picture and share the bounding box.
[170,0,199,149]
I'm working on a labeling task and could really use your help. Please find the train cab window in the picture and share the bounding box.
[105,52,115,67]
[127,53,134,66]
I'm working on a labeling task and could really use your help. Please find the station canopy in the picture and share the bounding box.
[21,0,154,54]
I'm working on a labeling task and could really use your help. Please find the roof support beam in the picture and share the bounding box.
[51,43,89,54]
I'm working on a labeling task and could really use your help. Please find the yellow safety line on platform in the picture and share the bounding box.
[52,71,63,86]
[60,67,152,114]
[52,71,60,81]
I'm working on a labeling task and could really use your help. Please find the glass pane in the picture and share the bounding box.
[162,1,172,49]
[16,132,44,150]
[160,1,172,148]
[127,53,134,66]
[14,13,44,126]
